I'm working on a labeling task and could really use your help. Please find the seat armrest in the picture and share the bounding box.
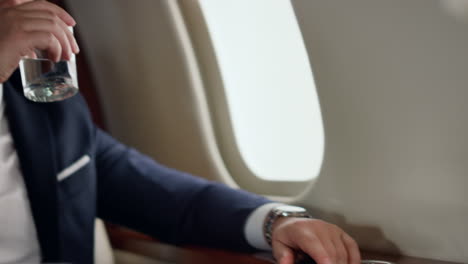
[106,224,462,264]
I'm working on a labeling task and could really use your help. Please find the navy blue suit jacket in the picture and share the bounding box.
[3,71,271,264]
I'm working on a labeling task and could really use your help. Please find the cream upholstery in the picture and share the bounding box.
[94,219,114,264]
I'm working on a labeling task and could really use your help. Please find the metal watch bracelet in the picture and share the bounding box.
[263,205,312,246]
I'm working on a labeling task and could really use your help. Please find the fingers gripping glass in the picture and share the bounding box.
[19,28,78,103]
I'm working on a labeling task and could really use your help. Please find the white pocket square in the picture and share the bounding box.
[57,155,91,182]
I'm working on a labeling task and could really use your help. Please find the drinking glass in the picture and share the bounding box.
[19,28,78,103]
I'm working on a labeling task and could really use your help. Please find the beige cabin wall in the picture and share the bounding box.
[292,0,468,262]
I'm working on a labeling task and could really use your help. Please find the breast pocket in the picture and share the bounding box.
[58,155,95,198]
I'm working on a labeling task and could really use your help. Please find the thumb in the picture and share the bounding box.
[273,241,295,264]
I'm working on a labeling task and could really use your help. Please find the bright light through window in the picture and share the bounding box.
[199,0,324,182]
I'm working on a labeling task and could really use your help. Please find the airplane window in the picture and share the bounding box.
[198,0,324,182]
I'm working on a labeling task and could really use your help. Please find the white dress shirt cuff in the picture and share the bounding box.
[244,202,285,251]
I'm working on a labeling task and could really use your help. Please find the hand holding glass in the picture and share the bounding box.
[19,28,78,103]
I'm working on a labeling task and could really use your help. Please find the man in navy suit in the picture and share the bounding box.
[0,0,361,264]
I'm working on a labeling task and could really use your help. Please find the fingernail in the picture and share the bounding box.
[73,39,80,54]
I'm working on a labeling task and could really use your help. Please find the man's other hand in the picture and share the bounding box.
[0,0,79,83]
[271,218,361,264]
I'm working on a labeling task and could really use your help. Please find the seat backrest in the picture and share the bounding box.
[95,219,114,264]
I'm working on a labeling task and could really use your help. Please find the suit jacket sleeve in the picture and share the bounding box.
[94,128,271,252]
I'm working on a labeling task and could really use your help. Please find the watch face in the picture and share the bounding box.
[275,205,307,213]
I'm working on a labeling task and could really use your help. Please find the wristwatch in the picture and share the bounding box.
[264,205,312,246]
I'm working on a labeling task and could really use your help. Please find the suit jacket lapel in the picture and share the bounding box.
[3,72,60,262]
